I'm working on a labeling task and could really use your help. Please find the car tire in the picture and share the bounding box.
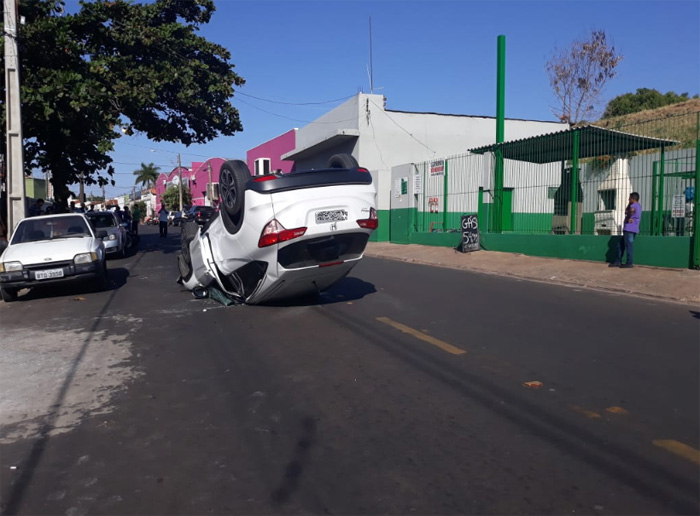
[0,287,18,302]
[219,160,250,235]
[327,153,359,169]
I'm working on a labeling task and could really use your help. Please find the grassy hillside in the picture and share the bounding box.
[594,99,700,149]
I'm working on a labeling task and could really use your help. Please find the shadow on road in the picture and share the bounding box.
[12,266,130,302]
[261,277,377,308]
[0,249,150,515]
[270,416,318,505]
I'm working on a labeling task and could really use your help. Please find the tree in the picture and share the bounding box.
[546,30,623,124]
[133,162,161,188]
[1,0,244,208]
[602,88,699,118]
[161,185,191,211]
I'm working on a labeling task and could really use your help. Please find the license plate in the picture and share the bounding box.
[35,268,64,280]
[315,209,348,224]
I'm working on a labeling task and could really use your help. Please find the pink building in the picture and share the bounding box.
[155,158,231,211]
[246,129,296,175]
[152,130,297,213]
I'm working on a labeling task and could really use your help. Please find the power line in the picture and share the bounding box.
[233,89,354,106]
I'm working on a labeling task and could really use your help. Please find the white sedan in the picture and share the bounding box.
[0,213,109,302]
[178,154,378,304]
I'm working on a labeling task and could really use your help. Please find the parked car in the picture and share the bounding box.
[178,154,378,305]
[85,211,129,258]
[0,213,109,302]
[168,211,183,227]
[185,205,217,226]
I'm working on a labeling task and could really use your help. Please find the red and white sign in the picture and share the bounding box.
[430,160,445,176]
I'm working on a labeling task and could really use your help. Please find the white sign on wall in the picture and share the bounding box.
[672,194,685,218]
[413,174,423,194]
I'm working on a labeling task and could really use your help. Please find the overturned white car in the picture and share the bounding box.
[177,154,378,304]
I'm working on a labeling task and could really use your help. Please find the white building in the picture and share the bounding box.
[281,93,567,240]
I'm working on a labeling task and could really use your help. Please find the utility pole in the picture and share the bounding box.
[4,0,26,237]
[207,161,212,206]
[79,172,85,203]
[177,153,183,212]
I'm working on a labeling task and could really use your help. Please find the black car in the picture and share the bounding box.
[186,205,217,225]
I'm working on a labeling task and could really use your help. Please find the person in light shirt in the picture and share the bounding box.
[158,203,169,238]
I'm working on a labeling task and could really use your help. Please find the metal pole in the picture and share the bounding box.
[492,35,506,234]
[4,0,26,236]
[693,113,700,268]
[442,159,449,230]
[658,147,666,235]
[207,161,212,206]
[178,153,183,212]
[570,130,580,234]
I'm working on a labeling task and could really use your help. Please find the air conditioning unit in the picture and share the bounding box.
[207,183,220,202]
[254,158,271,176]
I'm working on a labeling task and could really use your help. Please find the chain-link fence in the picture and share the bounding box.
[412,110,698,237]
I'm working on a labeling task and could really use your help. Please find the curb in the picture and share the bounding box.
[364,251,700,306]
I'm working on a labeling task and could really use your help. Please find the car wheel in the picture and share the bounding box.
[327,153,359,169]
[0,287,18,302]
[219,160,250,235]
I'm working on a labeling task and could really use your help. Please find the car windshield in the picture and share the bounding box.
[86,212,118,228]
[12,215,91,244]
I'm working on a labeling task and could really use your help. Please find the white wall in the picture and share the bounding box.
[292,93,567,213]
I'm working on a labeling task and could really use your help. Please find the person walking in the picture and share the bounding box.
[158,203,169,238]
[610,192,642,268]
[131,204,141,235]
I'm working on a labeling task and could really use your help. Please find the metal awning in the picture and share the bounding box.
[281,129,360,161]
[468,125,678,164]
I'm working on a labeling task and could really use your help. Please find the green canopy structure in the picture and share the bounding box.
[468,125,678,163]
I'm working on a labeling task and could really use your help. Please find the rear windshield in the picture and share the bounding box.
[86,213,118,228]
[12,216,92,244]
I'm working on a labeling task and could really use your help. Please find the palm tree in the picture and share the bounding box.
[133,162,161,189]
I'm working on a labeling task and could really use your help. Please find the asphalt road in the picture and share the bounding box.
[1,225,698,515]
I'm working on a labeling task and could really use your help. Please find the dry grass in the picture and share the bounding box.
[595,99,700,128]
[593,100,700,149]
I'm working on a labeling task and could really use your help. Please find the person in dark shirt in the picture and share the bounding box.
[28,198,45,217]
[610,192,642,268]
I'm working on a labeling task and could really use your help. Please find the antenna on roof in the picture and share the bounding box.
[369,16,374,94]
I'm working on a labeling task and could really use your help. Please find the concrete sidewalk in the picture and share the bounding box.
[364,242,700,305]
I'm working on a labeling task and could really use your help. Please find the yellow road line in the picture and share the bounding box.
[653,439,700,465]
[606,406,630,415]
[570,405,602,419]
[376,317,466,355]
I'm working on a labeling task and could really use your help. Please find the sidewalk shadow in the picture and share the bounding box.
[605,236,620,264]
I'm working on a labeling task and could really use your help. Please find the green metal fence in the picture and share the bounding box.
[412,111,699,239]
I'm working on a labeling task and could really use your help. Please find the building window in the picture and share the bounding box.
[600,190,616,211]
[255,158,271,176]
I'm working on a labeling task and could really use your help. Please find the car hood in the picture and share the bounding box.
[2,238,98,266]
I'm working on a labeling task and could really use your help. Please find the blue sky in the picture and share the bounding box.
[64,0,700,199]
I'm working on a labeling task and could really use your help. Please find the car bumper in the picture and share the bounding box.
[248,259,359,304]
[0,261,105,290]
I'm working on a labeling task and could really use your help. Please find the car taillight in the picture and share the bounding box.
[253,175,277,182]
[258,219,307,248]
[357,207,378,229]
[358,167,370,173]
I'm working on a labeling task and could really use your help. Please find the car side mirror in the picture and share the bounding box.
[96,230,108,239]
